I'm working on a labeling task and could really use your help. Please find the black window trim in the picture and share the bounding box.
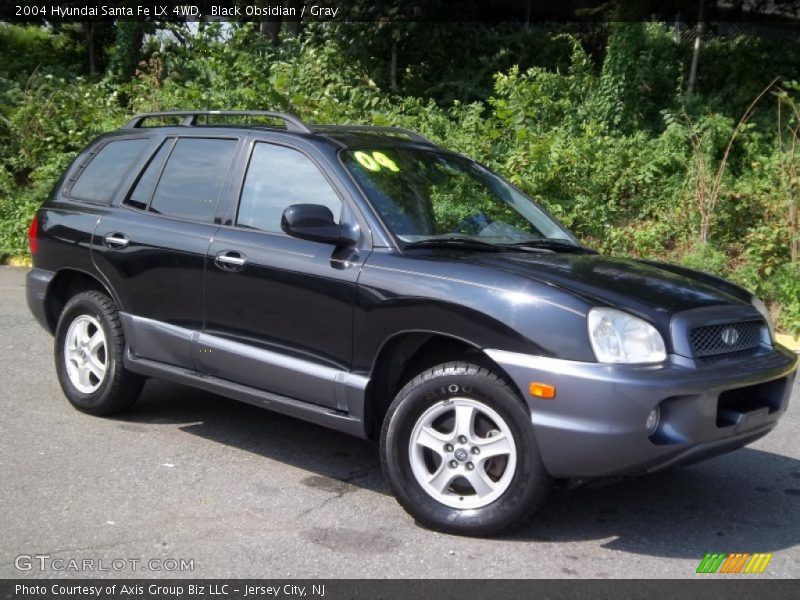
[64,135,150,205]
[119,134,240,226]
[123,137,177,212]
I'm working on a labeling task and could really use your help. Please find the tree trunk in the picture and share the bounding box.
[687,0,706,94]
[260,0,283,45]
[260,19,283,44]
[86,22,96,75]
[390,42,398,92]
[286,0,303,36]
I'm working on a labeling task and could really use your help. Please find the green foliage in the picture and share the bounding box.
[698,33,800,122]
[1,21,799,333]
[0,71,126,257]
[0,24,84,82]
[681,243,729,276]
[594,22,647,131]
[769,265,800,337]
[108,21,148,84]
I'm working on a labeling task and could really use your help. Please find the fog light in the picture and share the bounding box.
[646,407,660,435]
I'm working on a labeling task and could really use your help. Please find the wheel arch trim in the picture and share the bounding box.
[362,329,528,438]
[28,267,121,334]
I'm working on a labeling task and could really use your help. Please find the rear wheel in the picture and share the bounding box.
[381,362,551,536]
[54,291,144,415]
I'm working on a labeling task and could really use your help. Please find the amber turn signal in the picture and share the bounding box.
[529,382,556,399]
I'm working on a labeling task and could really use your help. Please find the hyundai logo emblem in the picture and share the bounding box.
[720,326,740,346]
[454,448,469,462]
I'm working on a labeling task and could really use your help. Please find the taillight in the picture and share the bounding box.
[28,216,39,255]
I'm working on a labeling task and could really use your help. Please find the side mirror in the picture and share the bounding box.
[281,204,358,246]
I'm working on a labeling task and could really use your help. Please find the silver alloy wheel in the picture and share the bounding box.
[64,315,107,394]
[408,397,517,509]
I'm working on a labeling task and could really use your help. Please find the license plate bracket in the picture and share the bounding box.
[718,406,770,432]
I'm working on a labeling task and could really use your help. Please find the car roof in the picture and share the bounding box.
[118,111,439,150]
[308,125,436,149]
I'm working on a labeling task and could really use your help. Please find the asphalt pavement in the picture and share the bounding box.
[1,266,798,579]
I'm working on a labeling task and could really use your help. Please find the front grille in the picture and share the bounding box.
[689,320,762,357]
[697,348,762,364]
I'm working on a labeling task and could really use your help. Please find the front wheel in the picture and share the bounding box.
[380,362,551,536]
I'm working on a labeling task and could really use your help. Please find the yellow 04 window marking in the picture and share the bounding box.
[354,151,380,171]
[372,151,400,172]
[354,151,400,173]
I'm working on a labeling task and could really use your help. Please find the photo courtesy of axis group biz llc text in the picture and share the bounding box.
[0,1,799,599]
[15,583,324,597]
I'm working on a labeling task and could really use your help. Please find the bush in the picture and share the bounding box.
[681,243,729,276]
[769,264,800,337]
[1,22,799,333]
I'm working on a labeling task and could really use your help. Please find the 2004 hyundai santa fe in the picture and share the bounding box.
[26,110,798,535]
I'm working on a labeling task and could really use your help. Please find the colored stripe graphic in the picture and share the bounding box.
[697,553,726,573]
[721,553,749,573]
[719,554,735,573]
[745,553,773,573]
[697,552,773,574]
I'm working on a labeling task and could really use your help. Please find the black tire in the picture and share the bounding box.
[54,290,144,416]
[380,361,551,536]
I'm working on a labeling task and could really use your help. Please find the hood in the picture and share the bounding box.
[456,251,750,320]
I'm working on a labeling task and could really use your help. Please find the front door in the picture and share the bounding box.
[198,140,367,409]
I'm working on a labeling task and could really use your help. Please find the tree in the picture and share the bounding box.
[258,0,303,45]
[686,0,706,94]
[109,21,147,83]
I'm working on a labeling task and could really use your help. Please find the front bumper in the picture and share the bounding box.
[486,346,798,478]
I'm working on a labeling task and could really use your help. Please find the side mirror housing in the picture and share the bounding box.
[281,204,358,246]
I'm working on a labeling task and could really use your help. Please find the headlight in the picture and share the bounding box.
[587,307,667,364]
[751,296,774,340]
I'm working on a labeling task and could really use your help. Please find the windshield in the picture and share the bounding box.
[342,148,577,247]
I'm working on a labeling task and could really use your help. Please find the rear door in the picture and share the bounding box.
[197,137,369,409]
[93,135,240,369]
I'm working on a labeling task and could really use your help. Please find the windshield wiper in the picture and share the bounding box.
[402,238,503,251]
[503,239,597,254]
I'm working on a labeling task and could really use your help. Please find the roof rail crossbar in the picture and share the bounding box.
[313,124,433,144]
[123,110,312,133]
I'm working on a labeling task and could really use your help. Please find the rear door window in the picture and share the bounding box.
[70,138,149,204]
[148,138,237,222]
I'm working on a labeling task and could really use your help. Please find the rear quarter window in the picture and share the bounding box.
[69,138,149,204]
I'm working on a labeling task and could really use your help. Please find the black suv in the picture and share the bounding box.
[26,110,798,535]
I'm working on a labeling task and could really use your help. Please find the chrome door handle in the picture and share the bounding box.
[214,251,247,271]
[103,233,130,248]
[218,255,245,266]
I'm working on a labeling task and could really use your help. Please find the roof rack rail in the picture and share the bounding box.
[122,110,312,133]
[313,124,433,144]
